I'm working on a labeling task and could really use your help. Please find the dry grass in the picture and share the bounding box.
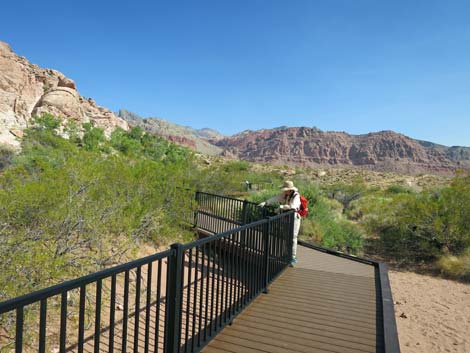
[437,254,470,281]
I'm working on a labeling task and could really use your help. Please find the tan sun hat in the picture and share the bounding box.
[280,180,298,192]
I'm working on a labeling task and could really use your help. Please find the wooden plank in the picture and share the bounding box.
[223,322,377,353]
[202,244,383,353]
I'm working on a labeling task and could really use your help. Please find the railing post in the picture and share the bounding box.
[241,200,248,224]
[193,191,200,228]
[164,243,184,353]
[263,218,271,294]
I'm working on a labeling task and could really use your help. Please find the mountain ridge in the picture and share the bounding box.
[118,108,470,175]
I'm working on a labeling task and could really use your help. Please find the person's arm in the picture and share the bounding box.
[259,194,282,206]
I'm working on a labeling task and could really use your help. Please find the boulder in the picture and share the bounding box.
[58,76,76,90]
[32,87,82,121]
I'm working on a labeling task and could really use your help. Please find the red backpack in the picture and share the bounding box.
[292,192,309,217]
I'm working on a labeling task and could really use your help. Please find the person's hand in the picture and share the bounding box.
[258,202,266,207]
[279,204,290,210]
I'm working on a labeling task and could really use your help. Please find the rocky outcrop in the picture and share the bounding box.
[215,127,466,174]
[117,109,223,156]
[0,41,128,147]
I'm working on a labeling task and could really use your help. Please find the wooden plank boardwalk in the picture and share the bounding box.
[203,244,383,353]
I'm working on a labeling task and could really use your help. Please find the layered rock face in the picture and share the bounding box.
[0,41,127,147]
[215,127,462,174]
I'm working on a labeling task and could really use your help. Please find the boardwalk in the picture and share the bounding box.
[0,192,398,353]
[203,244,383,353]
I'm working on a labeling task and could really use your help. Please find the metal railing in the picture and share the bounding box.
[194,191,276,234]
[0,192,294,353]
[0,249,173,353]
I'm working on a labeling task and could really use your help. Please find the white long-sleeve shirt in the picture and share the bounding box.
[265,192,301,212]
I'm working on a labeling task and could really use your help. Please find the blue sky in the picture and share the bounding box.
[2,0,469,146]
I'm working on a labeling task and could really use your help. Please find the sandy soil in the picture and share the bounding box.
[389,270,470,353]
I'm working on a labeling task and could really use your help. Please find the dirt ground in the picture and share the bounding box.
[389,270,470,353]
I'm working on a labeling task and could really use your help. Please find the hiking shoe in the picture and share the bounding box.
[290,258,298,267]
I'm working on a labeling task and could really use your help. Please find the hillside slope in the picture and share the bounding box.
[117,109,223,156]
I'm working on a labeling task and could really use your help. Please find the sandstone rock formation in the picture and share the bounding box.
[0,41,127,147]
[214,127,467,174]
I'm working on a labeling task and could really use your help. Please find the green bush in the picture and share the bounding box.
[387,184,413,194]
[0,145,15,171]
[82,122,106,151]
[364,173,470,260]
[302,195,364,254]
[0,115,198,303]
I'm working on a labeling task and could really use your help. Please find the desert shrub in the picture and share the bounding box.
[304,195,364,254]
[324,182,367,211]
[0,145,15,171]
[195,160,274,195]
[437,254,470,281]
[365,172,470,260]
[347,195,392,221]
[82,122,106,151]
[387,184,413,194]
[222,160,250,172]
[0,115,198,303]
[110,126,143,155]
[32,113,61,130]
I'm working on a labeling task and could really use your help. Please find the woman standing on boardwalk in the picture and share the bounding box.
[258,180,301,265]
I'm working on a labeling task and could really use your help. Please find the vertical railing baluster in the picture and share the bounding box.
[177,251,185,353]
[122,270,130,353]
[204,243,210,341]
[60,292,67,353]
[184,249,192,353]
[109,275,116,353]
[164,244,184,353]
[235,231,241,310]
[144,263,152,353]
[250,225,257,298]
[229,234,235,317]
[39,299,47,353]
[215,239,222,329]
[194,192,199,228]
[191,248,199,352]
[94,279,102,353]
[263,218,271,293]
[133,266,141,353]
[256,224,263,292]
[222,236,229,323]
[78,285,86,353]
[209,243,215,338]
[198,243,205,345]
[155,259,162,353]
[15,306,23,353]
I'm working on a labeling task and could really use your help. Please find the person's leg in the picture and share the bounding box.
[292,214,301,260]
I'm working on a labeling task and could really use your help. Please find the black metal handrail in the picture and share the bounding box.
[0,192,294,353]
[194,191,277,234]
